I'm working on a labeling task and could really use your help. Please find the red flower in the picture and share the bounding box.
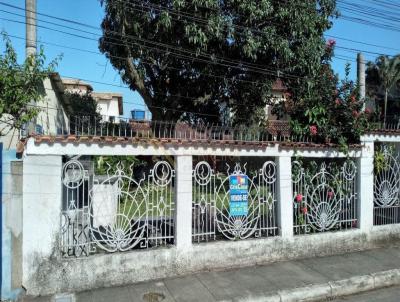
[365,108,372,114]
[295,194,303,202]
[327,191,334,199]
[352,110,359,118]
[302,207,308,214]
[309,125,318,136]
[335,98,341,106]
[351,95,357,103]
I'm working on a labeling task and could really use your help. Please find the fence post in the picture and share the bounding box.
[22,154,62,289]
[358,140,374,231]
[276,155,293,238]
[174,155,193,250]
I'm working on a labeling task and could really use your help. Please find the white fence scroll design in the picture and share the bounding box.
[192,160,278,242]
[374,147,400,225]
[89,162,147,252]
[60,158,175,257]
[292,161,358,234]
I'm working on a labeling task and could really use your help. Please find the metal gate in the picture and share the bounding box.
[374,146,400,225]
[60,157,175,257]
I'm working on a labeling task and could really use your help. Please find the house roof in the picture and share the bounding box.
[272,79,287,92]
[91,92,124,115]
[61,78,93,92]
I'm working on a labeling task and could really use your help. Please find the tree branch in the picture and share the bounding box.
[121,18,153,109]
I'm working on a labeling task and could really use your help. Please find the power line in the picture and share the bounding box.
[1,16,301,80]
[1,11,391,81]
[2,1,398,60]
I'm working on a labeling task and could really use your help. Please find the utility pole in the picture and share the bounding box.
[26,0,37,134]
[357,53,366,111]
[25,0,36,57]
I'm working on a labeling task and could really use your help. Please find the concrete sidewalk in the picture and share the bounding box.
[20,244,400,302]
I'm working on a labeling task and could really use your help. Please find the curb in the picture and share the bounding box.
[227,268,400,302]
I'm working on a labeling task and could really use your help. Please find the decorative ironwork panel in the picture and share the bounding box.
[146,161,175,247]
[192,160,278,242]
[374,146,400,225]
[89,163,147,252]
[60,158,91,257]
[60,158,175,257]
[292,160,358,234]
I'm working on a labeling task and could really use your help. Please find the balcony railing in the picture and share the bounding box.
[26,115,317,144]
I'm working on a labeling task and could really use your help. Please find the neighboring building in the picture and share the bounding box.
[60,78,93,95]
[0,73,70,151]
[92,92,123,123]
[61,78,123,123]
[265,79,290,121]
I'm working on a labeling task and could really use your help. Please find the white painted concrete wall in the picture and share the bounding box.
[23,225,400,296]
[1,152,23,301]
[22,155,62,292]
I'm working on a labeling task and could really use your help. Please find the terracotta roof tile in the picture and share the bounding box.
[26,135,362,152]
[366,129,400,135]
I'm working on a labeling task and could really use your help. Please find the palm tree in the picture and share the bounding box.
[366,55,400,127]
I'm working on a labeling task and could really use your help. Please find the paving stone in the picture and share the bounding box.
[254,261,329,290]
[164,275,215,302]
[20,296,52,302]
[196,266,275,301]
[76,284,133,302]
[130,281,176,302]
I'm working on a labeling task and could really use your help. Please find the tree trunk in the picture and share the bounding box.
[384,88,388,128]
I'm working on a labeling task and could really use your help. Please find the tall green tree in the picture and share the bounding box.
[99,0,337,123]
[0,33,59,134]
[366,55,400,126]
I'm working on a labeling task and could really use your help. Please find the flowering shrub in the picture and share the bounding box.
[280,39,370,152]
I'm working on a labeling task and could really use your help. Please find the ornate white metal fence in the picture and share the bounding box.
[60,157,175,257]
[192,160,278,242]
[374,146,400,225]
[292,160,358,234]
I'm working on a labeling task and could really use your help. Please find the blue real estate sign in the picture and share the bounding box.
[229,174,249,216]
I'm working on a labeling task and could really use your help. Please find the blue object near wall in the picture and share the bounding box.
[0,142,2,299]
[1,147,22,301]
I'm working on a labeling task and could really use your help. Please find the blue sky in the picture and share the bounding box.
[1,0,399,118]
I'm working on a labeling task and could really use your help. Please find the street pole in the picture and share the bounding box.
[26,0,37,135]
[357,53,366,111]
[25,0,36,58]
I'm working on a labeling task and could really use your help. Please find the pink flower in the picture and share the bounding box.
[327,191,334,199]
[326,39,336,48]
[351,95,357,103]
[365,108,372,114]
[302,207,308,214]
[295,194,303,202]
[309,125,318,136]
[352,110,359,118]
[335,98,341,106]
